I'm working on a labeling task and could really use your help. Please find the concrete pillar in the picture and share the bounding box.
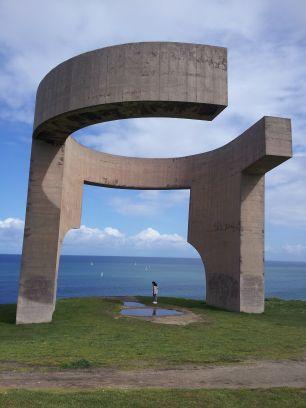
[16,140,66,324]
[188,173,265,313]
[240,174,265,313]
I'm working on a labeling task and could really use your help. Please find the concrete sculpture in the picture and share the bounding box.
[16,42,292,324]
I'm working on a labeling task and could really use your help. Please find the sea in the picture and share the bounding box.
[1,254,306,304]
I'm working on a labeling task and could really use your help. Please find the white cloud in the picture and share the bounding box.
[110,189,190,216]
[111,197,156,216]
[283,244,306,255]
[0,218,24,253]
[266,155,303,188]
[1,0,305,155]
[0,216,191,255]
[0,218,24,230]
[65,224,187,249]
[139,190,189,203]
[0,0,264,123]
[65,225,125,246]
[266,155,306,227]
[75,117,238,158]
[132,227,186,248]
[63,224,192,255]
[104,226,124,238]
[2,214,306,260]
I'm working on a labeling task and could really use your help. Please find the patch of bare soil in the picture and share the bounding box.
[150,309,202,325]
[1,360,306,390]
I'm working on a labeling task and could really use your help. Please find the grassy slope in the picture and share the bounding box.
[1,388,306,408]
[0,297,306,370]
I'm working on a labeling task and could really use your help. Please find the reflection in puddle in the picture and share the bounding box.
[123,301,146,308]
[121,308,183,317]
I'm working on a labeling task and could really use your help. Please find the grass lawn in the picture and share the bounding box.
[0,297,306,370]
[1,388,306,407]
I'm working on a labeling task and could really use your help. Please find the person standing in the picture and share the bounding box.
[152,281,158,304]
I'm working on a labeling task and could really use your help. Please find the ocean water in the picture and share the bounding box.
[0,254,306,305]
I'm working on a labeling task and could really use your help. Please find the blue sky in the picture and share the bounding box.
[0,0,305,260]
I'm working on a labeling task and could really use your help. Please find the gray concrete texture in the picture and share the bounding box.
[16,42,292,324]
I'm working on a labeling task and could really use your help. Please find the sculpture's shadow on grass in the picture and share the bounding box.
[0,304,16,324]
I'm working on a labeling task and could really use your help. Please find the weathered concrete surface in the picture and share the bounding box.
[34,42,228,142]
[16,42,292,324]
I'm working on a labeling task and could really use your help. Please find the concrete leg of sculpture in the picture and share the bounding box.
[188,173,265,313]
[240,173,265,313]
[16,138,83,324]
[16,139,66,324]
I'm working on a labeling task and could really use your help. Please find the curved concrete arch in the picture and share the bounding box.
[16,42,292,324]
[33,42,227,142]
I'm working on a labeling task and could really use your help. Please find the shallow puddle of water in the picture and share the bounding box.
[123,301,146,308]
[121,308,183,317]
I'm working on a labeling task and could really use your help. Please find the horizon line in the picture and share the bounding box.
[0,253,305,263]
